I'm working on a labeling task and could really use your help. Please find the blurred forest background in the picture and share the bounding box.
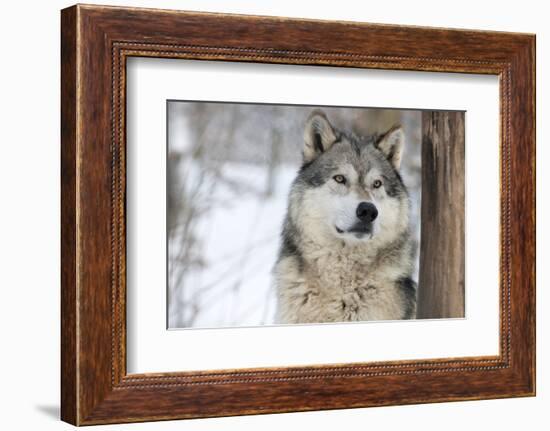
[167,102,421,329]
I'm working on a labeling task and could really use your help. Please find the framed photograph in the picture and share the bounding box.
[61,4,535,425]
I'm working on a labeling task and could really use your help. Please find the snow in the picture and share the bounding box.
[168,161,297,328]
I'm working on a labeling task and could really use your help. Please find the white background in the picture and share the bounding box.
[127,59,499,373]
[0,0,546,430]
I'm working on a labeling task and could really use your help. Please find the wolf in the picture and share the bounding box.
[274,110,417,324]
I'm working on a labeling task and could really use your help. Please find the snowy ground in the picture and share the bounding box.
[168,161,296,328]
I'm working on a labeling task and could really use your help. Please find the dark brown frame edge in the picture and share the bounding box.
[61,4,535,426]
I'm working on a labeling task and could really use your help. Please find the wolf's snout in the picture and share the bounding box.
[356,202,378,222]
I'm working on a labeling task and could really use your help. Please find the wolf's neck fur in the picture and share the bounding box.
[297,221,413,292]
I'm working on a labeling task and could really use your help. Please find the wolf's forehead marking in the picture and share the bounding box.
[348,137,363,158]
[337,163,359,181]
[337,136,376,179]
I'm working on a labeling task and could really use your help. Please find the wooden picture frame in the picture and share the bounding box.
[61,4,535,425]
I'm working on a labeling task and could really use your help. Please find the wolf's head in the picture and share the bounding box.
[289,110,410,248]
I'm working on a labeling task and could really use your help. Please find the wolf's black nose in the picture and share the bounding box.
[356,202,378,222]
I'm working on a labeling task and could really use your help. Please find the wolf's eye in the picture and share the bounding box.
[333,175,346,184]
[372,179,383,189]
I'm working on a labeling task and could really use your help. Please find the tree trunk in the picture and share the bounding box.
[417,111,465,318]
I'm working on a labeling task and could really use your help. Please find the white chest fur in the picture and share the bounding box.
[276,242,410,324]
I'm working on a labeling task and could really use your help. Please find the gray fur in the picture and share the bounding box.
[274,111,417,324]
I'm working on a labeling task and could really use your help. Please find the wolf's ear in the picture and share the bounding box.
[376,126,405,169]
[303,110,338,163]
